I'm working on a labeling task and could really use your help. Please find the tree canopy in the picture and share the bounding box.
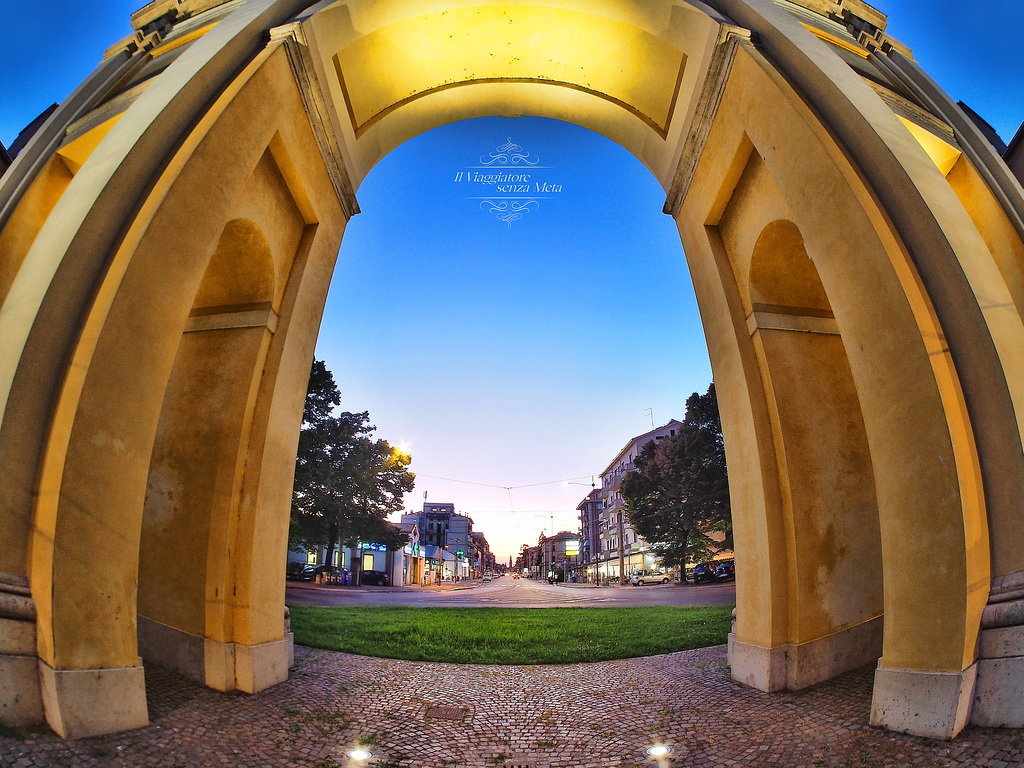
[291,360,414,568]
[621,384,731,570]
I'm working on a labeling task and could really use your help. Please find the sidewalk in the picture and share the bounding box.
[3,643,1022,767]
[288,580,480,594]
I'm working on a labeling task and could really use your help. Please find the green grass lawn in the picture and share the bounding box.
[287,605,733,664]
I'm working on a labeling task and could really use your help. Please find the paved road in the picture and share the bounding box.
[286,574,736,608]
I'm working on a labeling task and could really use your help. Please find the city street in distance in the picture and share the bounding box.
[286,574,736,609]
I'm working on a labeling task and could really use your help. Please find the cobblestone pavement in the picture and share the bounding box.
[3,645,1023,768]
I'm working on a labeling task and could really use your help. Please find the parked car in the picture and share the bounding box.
[693,563,719,584]
[630,569,671,586]
[286,562,315,581]
[482,573,492,582]
[715,560,736,581]
[361,570,389,586]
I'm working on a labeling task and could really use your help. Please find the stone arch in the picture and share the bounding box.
[0,0,1022,743]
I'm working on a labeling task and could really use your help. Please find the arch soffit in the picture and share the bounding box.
[300,0,726,187]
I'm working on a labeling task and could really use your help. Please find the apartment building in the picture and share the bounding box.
[594,420,683,583]
[401,502,474,580]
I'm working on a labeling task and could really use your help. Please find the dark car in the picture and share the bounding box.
[693,562,718,584]
[715,560,736,581]
[361,570,389,586]
[287,562,315,581]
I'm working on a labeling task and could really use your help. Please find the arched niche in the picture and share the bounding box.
[743,218,884,688]
[137,218,279,692]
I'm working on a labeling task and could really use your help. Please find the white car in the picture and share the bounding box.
[630,570,671,586]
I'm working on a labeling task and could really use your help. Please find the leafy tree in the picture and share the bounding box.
[291,360,414,574]
[621,384,731,575]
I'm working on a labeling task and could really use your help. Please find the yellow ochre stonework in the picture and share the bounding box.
[1,0,1023,743]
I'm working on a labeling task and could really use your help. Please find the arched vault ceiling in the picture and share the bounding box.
[329,5,687,138]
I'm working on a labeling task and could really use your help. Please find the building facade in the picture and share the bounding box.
[576,489,603,584]
[595,420,682,583]
[401,503,474,580]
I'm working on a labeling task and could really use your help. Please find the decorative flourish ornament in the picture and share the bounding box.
[479,138,540,166]
[479,199,541,226]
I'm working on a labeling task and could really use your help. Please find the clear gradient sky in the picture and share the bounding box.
[3,1,1021,563]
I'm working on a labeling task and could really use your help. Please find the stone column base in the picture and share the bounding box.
[38,660,149,739]
[971,572,1024,727]
[729,617,883,692]
[137,615,237,692]
[137,615,291,693]
[972,655,1024,727]
[1,575,44,727]
[870,663,976,739]
[235,636,290,693]
[0,651,43,727]
[729,635,788,692]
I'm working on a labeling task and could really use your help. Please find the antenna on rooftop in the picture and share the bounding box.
[644,407,654,429]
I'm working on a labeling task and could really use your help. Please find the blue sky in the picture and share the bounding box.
[3,1,1021,562]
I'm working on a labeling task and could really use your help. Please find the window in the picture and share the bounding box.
[363,554,374,571]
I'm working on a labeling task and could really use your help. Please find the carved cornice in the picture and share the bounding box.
[989,569,1024,605]
[981,570,1024,630]
[270,22,360,221]
[663,25,752,218]
[0,572,36,622]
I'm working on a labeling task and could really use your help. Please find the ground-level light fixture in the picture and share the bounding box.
[645,744,672,757]
[347,748,372,761]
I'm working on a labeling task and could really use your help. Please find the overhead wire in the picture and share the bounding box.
[415,472,598,490]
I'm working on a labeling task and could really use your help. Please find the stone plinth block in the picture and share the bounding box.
[870,663,976,739]
[786,618,883,690]
[235,637,289,693]
[38,661,148,739]
[971,656,1024,728]
[0,653,43,727]
[729,618,882,693]
[729,636,787,692]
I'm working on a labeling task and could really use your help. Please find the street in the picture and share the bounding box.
[285,574,736,608]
